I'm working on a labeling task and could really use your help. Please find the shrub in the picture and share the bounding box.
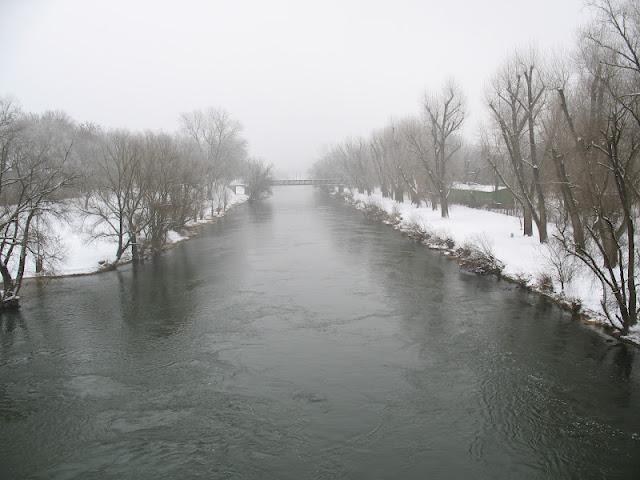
[512,272,532,288]
[388,205,402,225]
[541,237,578,292]
[536,272,554,293]
[403,220,430,241]
[457,238,505,276]
[362,203,388,221]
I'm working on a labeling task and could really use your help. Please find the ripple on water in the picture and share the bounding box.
[66,375,131,399]
[95,408,194,434]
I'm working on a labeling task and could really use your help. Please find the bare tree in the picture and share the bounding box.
[181,108,248,217]
[81,130,146,264]
[487,53,548,241]
[0,110,75,307]
[401,117,436,208]
[244,158,273,202]
[555,0,640,334]
[422,80,465,218]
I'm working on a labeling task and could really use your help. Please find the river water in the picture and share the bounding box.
[1,186,640,479]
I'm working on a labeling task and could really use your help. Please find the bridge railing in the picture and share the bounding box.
[270,179,344,186]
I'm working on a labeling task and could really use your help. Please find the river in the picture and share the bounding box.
[1,186,639,479]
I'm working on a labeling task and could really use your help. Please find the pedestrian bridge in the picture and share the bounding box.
[270,179,344,186]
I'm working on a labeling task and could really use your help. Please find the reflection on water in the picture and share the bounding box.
[1,186,639,479]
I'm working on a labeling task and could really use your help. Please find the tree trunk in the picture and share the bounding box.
[431,194,438,210]
[0,262,14,299]
[523,204,533,237]
[131,232,139,263]
[551,149,585,249]
[624,217,637,332]
[439,189,449,218]
[13,209,36,298]
[525,67,547,243]
[116,218,124,262]
[598,218,618,268]
[535,190,547,242]
[622,215,637,333]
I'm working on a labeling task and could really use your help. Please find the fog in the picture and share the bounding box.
[1,0,587,176]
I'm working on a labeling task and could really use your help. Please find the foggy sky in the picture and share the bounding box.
[1,0,588,176]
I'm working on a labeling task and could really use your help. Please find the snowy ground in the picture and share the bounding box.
[451,182,507,192]
[346,189,640,344]
[21,189,248,278]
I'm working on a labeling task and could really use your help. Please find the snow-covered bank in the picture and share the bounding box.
[339,189,640,345]
[21,190,248,279]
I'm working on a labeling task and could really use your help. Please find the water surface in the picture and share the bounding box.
[1,187,639,479]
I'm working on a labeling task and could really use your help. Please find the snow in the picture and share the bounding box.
[48,214,117,275]
[166,230,187,244]
[451,182,506,192]
[626,325,640,345]
[348,189,613,334]
[17,189,248,278]
[184,190,248,226]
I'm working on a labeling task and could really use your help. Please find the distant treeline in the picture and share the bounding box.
[313,0,640,335]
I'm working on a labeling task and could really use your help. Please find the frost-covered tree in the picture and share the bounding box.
[244,158,273,202]
[0,106,75,308]
[180,108,248,216]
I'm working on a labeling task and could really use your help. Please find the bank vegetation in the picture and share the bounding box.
[0,103,272,309]
[313,0,640,337]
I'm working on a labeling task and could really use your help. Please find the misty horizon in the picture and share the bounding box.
[2,0,588,177]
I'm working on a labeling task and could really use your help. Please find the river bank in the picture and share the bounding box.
[332,188,640,346]
[20,190,248,280]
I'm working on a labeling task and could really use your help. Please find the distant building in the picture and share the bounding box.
[449,182,514,210]
[230,184,246,195]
